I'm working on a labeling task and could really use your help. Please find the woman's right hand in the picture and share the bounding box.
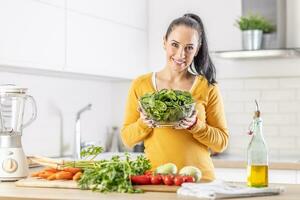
[138,107,156,128]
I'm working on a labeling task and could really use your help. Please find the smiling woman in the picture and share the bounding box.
[121,13,229,182]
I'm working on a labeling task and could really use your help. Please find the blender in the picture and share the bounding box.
[0,85,37,181]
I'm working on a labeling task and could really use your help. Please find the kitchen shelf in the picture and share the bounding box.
[211,48,300,59]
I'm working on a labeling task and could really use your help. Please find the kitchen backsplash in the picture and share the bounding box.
[0,71,115,157]
[219,77,300,160]
[1,70,299,161]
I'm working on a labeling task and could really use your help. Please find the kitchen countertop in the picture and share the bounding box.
[211,154,300,170]
[212,159,300,170]
[1,161,300,200]
[1,180,300,200]
[91,152,300,170]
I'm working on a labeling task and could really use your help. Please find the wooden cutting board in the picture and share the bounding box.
[16,178,179,192]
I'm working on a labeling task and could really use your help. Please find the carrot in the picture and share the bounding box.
[44,168,59,173]
[72,171,82,181]
[31,171,41,177]
[63,167,82,174]
[37,172,46,178]
[38,171,55,179]
[47,173,57,180]
[55,171,73,180]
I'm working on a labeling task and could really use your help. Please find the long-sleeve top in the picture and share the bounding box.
[121,73,229,181]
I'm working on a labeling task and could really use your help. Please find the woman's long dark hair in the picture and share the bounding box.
[165,13,217,85]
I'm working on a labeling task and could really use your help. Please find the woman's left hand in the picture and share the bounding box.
[174,110,198,129]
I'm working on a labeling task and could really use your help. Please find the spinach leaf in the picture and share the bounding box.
[140,89,195,123]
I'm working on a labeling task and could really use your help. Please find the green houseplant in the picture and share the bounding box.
[235,14,275,33]
[235,14,275,50]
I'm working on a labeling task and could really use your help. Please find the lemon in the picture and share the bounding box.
[179,166,202,182]
[155,163,178,174]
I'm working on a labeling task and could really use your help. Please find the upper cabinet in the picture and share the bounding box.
[65,0,148,79]
[0,0,148,80]
[66,11,147,79]
[35,0,65,7]
[0,0,65,71]
[66,0,147,30]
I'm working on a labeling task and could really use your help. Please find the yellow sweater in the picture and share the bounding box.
[121,73,229,181]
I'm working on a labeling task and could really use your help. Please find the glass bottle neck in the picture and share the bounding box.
[252,118,264,140]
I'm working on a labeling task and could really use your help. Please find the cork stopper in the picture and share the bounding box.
[254,99,260,118]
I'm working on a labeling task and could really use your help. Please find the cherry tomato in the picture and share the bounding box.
[183,175,195,183]
[131,175,151,185]
[163,175,174,185]
[174,176,184,186]
[150,175,162,185]
[144,170,153,176]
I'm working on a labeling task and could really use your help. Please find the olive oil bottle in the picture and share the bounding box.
[247,100,268,187]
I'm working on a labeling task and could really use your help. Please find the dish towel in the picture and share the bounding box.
[177,180,284,200]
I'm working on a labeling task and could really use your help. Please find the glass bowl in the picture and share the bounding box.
[139,101,195,127]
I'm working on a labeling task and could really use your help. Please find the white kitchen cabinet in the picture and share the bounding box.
[0,0,65,71]
[35,0,65,7]
[215,168,298,184]
[66,11,147,79]
[269,170,297,184]
[297,170,300,184]
[215,168,247,182]
[67,0,147,30]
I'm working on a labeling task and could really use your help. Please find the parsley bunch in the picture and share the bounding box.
[80,145,103,160]
[63,146,151,193]
[78,154,151,193]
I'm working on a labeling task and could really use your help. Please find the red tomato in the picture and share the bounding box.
[150,175,162,185]
[131,175,151,185]
[163,175,174,185]
[144,171,153,176]
[183,175,195,183]
[174,176,184,186]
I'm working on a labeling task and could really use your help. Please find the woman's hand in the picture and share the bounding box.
[174,110,198,130]
[138,107,156,128]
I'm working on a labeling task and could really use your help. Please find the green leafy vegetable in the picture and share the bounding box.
[78,154,151,193]
[235,13,275,33]
[140,89,195,122]
[63,146,151,193]
[80,145,103,160]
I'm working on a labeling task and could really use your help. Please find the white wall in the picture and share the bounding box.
[148,0,300,160]
[111,81,131,127]
[148,0,242,71]
[0,71,113,157]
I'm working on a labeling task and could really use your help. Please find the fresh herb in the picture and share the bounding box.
[80,145,103,160]
[140,89,195,122]
[235,13,275,33]
[78,154,151,193]
[63,146,151,193]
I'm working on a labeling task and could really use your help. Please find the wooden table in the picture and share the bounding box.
[1,181,300,200]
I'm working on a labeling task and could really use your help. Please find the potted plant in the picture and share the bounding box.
[261,19,276,49]
[235,14,275,50]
